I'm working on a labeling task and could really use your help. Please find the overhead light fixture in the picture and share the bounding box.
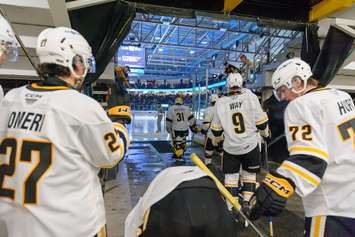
[201,41,208,45]
[158,48,163,52]
[190,50,195,54]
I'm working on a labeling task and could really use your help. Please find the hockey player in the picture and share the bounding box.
[0,15,19,102]
[202,94,223,165]
[249,58,355,237]
[125,166,238,237]
[0,27,128,237]
[166,96,199,160]
[211,72,269,209]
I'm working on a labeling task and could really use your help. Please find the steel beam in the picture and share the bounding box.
[133,19,294,40]
[309,0,354,22]
[66,0,115,11]
[224,0,244,12]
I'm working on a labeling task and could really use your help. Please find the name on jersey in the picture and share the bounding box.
[337,98,354,116]
[229,101,242,110]
[7,111,45,132]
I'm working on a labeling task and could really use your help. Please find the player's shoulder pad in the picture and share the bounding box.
[55,90,109,123]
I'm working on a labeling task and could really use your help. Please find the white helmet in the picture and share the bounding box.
[175,97,183,105]
[227,72,243,90]
[0,15,19,62]
[210,94,219,103]
[36,27,95,79]
[272,58,312,95]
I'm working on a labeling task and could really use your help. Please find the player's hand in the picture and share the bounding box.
[190,125,201,134]
[201,129,207,135]
[248,172,295,221]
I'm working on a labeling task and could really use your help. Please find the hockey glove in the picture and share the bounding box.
[108,105,132,124]
[190,125,201,134]
[248,171,295,221]
[201,129,208,135]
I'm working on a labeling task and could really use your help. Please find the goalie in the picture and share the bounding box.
[166,96,199,160]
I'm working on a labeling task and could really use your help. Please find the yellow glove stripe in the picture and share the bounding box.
[108,105,132,118]
[263,173,294,199]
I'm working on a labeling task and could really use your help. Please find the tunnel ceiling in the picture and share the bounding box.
[66,0,322,22]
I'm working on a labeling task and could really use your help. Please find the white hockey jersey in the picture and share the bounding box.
[211,89,268,155]
[125,166,208,237]
[166,104,195,131]
[277,88,355,218]
[203,105,216,139]
[0,84,3,103]
[0,83,128,237]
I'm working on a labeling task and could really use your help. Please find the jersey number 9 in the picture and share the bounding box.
[232,112,245,134]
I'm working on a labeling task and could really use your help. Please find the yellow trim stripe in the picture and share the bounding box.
[211,125,223,130]
[281,163,319,186]
[31,83,69,90]
[98,226,106,237]
[289,147,329,159]
[225,184,239,187]
[142,210,149,231]
[241,178,257,183]
[313,216,321,237]
[256,116,268,125]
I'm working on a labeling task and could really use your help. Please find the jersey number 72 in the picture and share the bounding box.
[0,138,52,205]
[338,117,355,148]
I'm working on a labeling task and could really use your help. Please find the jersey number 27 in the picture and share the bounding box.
[0,138,52,205]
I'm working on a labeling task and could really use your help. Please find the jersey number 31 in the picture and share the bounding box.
[0,138,52,205]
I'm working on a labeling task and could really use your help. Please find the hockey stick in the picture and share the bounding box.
[0,7,40,76]
[263,141,274,237]
[190,153,267,237]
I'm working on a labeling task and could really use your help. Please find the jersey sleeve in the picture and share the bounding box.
[0,85,4,103]
[165,107,173,132]
[203,108,213,131]
[186,107,196,127]
[253,94,268,128]
[77,106,126,168]
[113,122,130,158]
[277,101,329,197]
[210,103,223,138]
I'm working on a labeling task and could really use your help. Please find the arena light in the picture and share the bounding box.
[127,80,226,93]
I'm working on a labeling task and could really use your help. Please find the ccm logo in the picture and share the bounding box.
[266,177,291,195]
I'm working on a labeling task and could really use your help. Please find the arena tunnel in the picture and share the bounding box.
[0,1,355,237]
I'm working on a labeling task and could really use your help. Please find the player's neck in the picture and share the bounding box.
[301,84,318,96]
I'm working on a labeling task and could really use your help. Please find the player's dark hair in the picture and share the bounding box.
[38,63,71,79]
[228,86,242,96]
[307,77,319,87]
